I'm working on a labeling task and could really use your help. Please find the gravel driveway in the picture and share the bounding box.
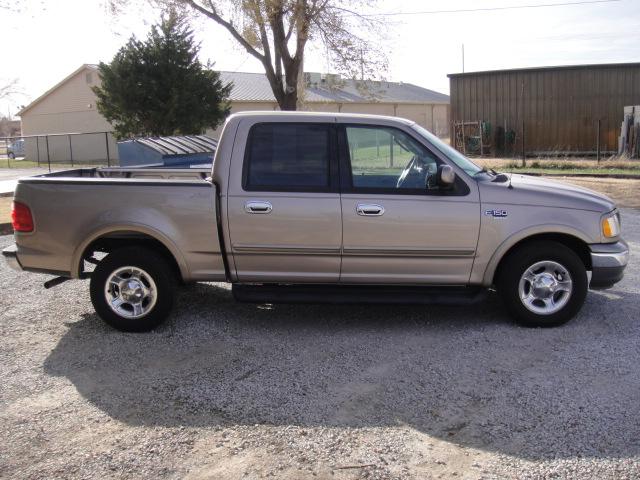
[1,210,639,480]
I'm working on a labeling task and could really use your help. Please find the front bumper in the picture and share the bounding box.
[589,240,629,289]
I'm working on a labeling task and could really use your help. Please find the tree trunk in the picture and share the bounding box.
[279,63,300,111]
[280,92,297,111]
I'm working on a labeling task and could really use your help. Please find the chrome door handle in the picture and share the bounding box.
[356,204,385,216]
[245,201,273,214]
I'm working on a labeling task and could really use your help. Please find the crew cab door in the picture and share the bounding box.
[226,119,342,282]
[339,124,480,284]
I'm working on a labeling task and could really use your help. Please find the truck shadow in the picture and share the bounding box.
[43,282,640,462]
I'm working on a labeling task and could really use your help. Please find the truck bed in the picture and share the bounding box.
[26,166,211,182]
[12,166,225,282]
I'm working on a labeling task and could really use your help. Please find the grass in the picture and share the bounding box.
[349,143,414,175]
[0,158,109,169]
[508,168,640,176]
[476,158,640,176]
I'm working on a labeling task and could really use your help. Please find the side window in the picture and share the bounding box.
[346,126,439,191]
[245,123,331,190]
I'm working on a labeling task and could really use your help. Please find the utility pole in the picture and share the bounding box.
[459,43,466,154]
[521,81,526,167]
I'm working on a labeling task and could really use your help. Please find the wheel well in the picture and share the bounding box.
[80,232,183,282]
[493,233,592,285]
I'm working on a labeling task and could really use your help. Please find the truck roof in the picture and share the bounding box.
[227,110,416,125]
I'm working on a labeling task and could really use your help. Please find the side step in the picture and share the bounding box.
[232,284,488,306]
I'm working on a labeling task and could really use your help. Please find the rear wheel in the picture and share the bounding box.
[8,152,15,159]
[89,247,175,332]
[498,241,588,327]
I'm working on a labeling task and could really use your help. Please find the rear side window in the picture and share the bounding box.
[244,123,331,190]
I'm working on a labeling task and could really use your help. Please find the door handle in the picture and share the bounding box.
[245,201,273,214]
[356,204,385,216]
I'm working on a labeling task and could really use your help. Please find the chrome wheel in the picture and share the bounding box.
[104,266,157,319]
[518,260,573,315]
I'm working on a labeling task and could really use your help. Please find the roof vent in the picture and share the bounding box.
[305,72,322,86]
[325,73,341,84]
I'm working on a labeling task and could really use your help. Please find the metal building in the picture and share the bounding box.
[448,62,640,156]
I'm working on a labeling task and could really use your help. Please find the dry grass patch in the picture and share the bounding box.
[477,157,640,170]
[0,197,12,224]
[553,177,640,209]
[476,157,640,175]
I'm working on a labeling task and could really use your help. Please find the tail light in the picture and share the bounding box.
[11,201,34,232]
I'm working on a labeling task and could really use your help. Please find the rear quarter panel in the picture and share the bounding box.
[13,179,225,281]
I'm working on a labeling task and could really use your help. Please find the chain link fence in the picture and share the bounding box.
[0,132,119,170]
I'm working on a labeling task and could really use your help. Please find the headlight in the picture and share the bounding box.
[601,213,621,238]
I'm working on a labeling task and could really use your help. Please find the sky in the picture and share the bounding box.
[1,0,639,117]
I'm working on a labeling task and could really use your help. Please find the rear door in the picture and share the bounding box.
[339,123,480,284]
[226,119,342,283]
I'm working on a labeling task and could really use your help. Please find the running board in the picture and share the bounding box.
[232,284,487,305]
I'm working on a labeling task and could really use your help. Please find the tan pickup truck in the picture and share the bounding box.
[3,112,629,331]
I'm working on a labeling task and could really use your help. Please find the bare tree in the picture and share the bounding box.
[0,79,21,101]
[0,0,44,12]
[111,0,388,110]
[0,1,19,9]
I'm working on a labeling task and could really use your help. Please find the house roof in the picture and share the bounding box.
[18,64,98,116]
[219,71,449,105]
[18,65,449,117]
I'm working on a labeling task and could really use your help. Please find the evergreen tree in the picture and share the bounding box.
[94,12,231,139]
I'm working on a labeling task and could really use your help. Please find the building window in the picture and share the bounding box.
[86,72,93,84]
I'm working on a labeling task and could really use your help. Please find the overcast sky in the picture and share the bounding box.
[1,0,639,117]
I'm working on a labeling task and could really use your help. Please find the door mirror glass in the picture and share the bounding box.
[437,165,455,188]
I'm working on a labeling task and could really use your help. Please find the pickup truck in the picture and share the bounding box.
[3,112,629,332]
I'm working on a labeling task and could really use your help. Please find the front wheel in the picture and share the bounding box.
[89,247,175,332]
[498,241,588,327]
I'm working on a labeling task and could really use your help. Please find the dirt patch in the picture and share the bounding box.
[477,157,639,169]
[0,196,12,224]
[553,177,640,209]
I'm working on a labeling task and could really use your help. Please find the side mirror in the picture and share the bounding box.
[437,164,456,188]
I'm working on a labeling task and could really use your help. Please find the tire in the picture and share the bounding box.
[8,152,15,160]
[89,247,175,332]
[497,241,588,328]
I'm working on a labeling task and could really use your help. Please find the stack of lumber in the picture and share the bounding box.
[619,106,640,159]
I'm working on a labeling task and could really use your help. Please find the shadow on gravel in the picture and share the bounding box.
[44,283,640,462]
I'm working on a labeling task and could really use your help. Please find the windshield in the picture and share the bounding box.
[411,124,483,176]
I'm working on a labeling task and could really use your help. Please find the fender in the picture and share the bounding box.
[479,223,593,286]
[71,223,189,280]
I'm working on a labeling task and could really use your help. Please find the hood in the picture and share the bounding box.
[479,174,616,213]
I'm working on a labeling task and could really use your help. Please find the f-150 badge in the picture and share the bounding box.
[485,209,508,218]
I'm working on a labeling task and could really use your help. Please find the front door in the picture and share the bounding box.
[227,121,342,283]
[339,124,480,284]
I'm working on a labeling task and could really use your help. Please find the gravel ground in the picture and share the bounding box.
[1,210,639,480]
